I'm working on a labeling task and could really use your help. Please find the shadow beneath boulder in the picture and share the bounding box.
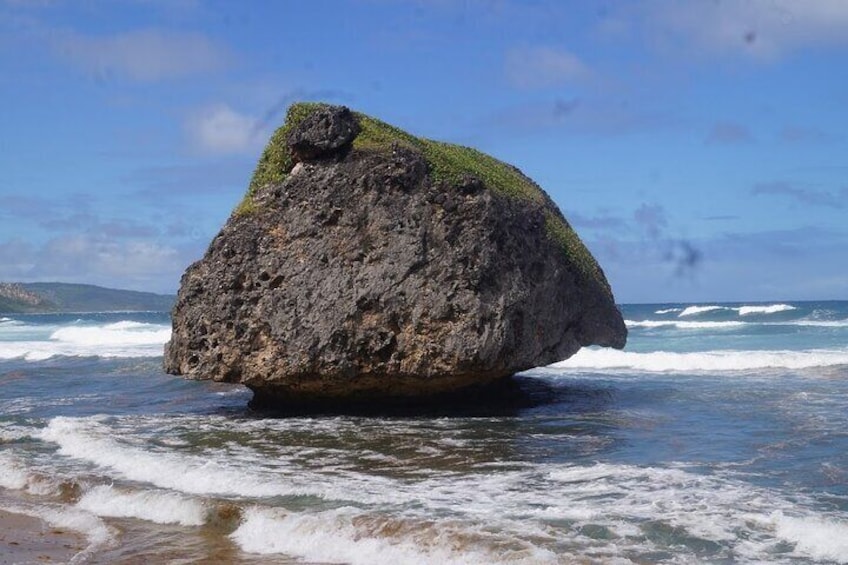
[245,374,614,419]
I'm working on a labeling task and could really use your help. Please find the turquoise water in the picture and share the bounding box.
[1,302,847,563]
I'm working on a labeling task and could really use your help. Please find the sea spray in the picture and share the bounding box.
[770,512,848,563]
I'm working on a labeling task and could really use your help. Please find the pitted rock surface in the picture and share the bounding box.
[164,104,626,408]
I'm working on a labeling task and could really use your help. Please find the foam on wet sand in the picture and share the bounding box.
[0,509,86,564]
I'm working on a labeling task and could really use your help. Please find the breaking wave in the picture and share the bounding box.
[675,304,797,317]
[552,347,848,372]
[77,485,208,527]
[38,417,294,499]
[17,413,848,563]
[737,304,797,315]
[678,305,727,317]
[626,318,848,331]
[0,502,116,563]
[771,512,848,563]
[626,320,746,330]
[654,307,683,314]
[230,506,554,564]
[0,320,170,361]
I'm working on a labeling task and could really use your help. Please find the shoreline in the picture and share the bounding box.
[0,509,86,564]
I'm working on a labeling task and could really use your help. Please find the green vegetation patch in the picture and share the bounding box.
[0,283,174,313]
[237,102,329,216]
[544,211,610,293]
[238,102,545,215]
[236,102,606,286]
[353,113,544,203]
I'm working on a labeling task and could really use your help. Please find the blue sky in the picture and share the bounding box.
[1,0,846,303]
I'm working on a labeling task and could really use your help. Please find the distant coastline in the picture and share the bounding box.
[0,282,175,314]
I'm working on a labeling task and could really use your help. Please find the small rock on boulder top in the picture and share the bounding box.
[164,102,626,409]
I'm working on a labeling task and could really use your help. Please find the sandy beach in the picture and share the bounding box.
[0,509,85,565]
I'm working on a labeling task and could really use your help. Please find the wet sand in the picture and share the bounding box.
[0,509,85,564]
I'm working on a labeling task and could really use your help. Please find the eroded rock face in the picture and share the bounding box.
[164,104,626,408]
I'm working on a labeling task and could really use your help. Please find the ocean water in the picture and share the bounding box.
[1,302,847,564]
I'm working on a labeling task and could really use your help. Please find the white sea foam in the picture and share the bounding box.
[0,422,35,442]
[654,307,682,314]
[0,320,170,360]
[0,316,24,328]
[50,321,140,338]
[675,303,798,318]
[0,321,53,340]
[0,452,30,490]
[678,305,727,317]
[545,463,745,541]
[0,451,70,496]
[737,304,797,316]
[39,417,293,498]
[33,413,848,562]
[39,416,456,505]
[231,506,557,565]
[625,319,746,330]
[0,502,116,563]
[51,321,170,347]
[787,319,848,327]
[542,463,848,562]
[227,462,848,564]
[77,485,208,526]
[770,512,848,563]
[627,318,848,330]
[551,347,848,372]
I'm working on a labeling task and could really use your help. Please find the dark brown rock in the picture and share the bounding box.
[286,105,360,162]
[164,103,626,409]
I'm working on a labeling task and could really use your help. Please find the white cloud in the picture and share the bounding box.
[55,28,231,82]
[643,0,848,59]
[40,235,181,277]
[0,234,198,293]
[185,104,261,154]
[505,46,589,89]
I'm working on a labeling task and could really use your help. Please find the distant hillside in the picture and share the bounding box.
[0,282,175,313]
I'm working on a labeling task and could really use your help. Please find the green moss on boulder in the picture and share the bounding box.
[237,102,604,286]
[353,113,544,204]
[235,102,327,215]
[241,102,544,212]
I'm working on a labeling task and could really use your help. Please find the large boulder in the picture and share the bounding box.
[164,103,626,408]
